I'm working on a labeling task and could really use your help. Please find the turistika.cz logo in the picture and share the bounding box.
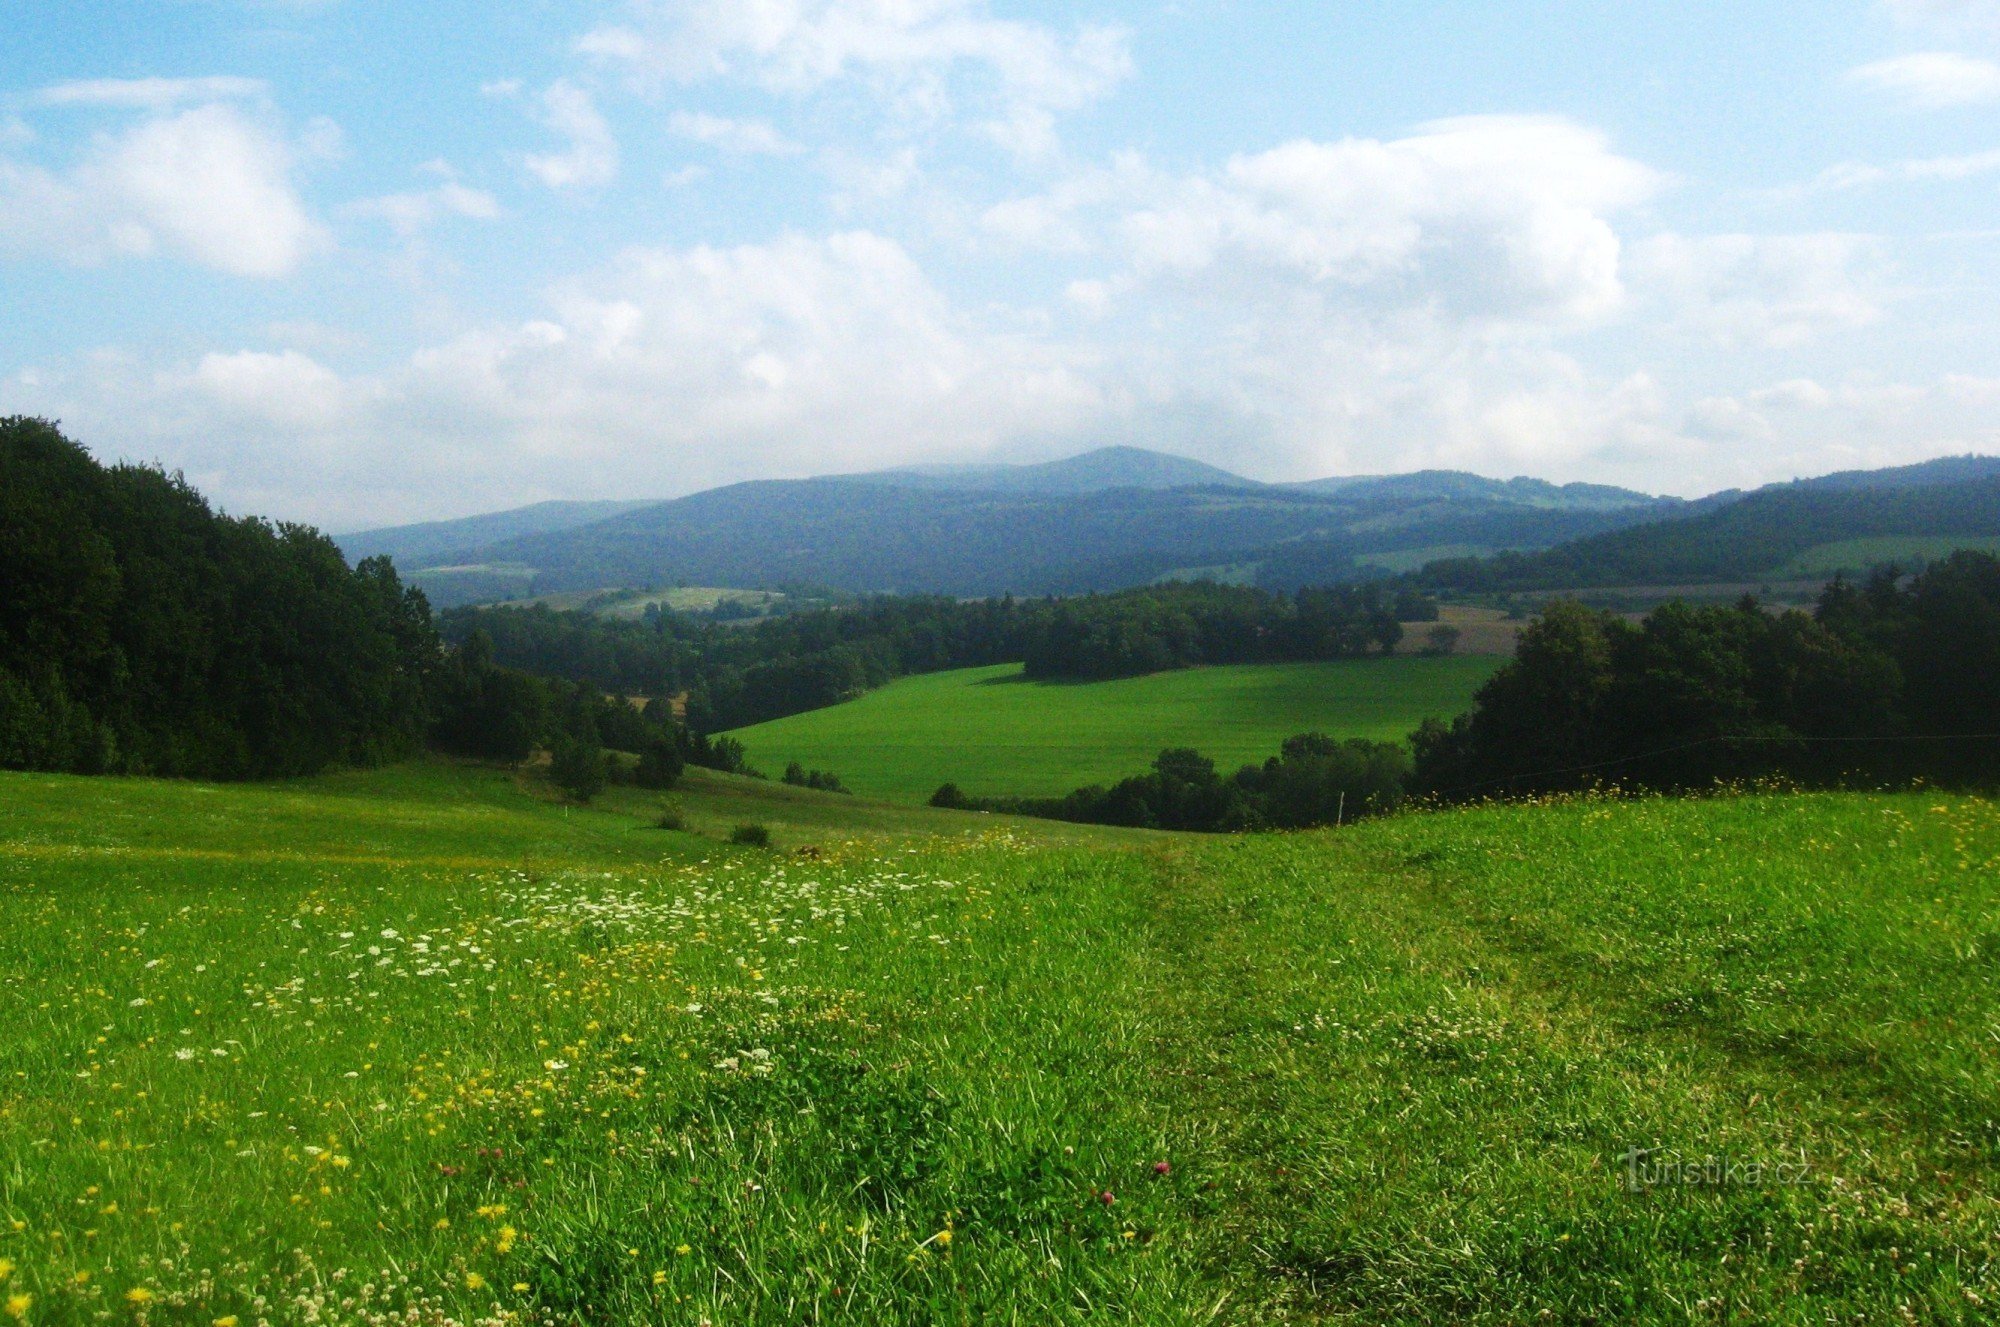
[1620,1147,1811,1192]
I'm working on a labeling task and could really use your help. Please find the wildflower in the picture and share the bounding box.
[435,1218,451,1230]
[511,1284,528,1293]
[495,1226,517,1254]
[675,1244,691,1256]
[652,1271,667,1286]
[1099,1191,1115,1206]
[934,1229,952,1248]
[1153,1161,1171,1176]
[125,1289,155,1305]
[5,1293,28,1321]
[0,1264,10,1282]
[477,1204,508,1219]
[214,1318,238,1327]
[465,1272,485,1291]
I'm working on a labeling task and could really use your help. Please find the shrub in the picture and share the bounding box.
[730,823,773,848]
[929,782,973,810]
[549,740,609,803]
[654,799,688,832]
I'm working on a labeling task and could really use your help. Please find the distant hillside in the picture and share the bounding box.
[864,445,1258,494]
[336,499,654,567]
[1289,470,1659,512]
[404,476,1681,607]
[1788,454,2000,492]
[1421,472,2000,592]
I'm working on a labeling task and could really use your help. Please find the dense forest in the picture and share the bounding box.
[445,581,1435,732]
[1412,552,2000,797]
[0,418,437,778]
[1419,478,2000,592]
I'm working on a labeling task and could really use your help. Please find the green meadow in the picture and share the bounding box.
[729,657,1502,802]
[2,762,1996,1324]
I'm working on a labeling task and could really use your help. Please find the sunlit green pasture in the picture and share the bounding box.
[729,657,1501,802]
[1,763,1996,1324]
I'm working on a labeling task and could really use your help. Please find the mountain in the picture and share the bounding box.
[1784,454,2000,492]
[1287,470,1659,511]
[336,499,655,568]
[398,472,1682,608]
[1420,471,2000,593]
[862,445,1258,494]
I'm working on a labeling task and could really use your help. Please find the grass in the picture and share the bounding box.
[1776,535,2000,578]
[4,764,1995,1323]
[729,657,1502,803]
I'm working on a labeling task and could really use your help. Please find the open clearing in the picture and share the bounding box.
[729,656,1503,802]
[1,763,1994,1323]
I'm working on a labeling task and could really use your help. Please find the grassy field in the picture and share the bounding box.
[1776,535,2000,578]
[3,764,1995,1323]
[729,657,1502,802]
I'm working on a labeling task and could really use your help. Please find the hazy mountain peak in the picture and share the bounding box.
[861,446,1259,495]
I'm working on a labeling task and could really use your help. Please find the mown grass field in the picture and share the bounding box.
[729,657,1502,802]
[2,762,1996,1324]
[1776,536,2000,578]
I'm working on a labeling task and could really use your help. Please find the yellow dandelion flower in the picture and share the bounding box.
[934,1229,952,1247]
[464,1272,485,1291]
[0,1264,11,1283]
[511,1284,529,1294]
[434,1218,450,1230]
[652,1270,667,1286]
[4,1294,28,1322]
[214,1317,239,1327]
[125,1289,155,1305]
[675,1244,691,1256]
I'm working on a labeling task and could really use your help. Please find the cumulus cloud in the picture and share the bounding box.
[1849,52,2000,107]
[37,76,268,109]
[578,0,1131,153]
[668,111,802,155]
[16,231,1105,527]
[1627,233,1885,347]
[525,81,620,189]
[346,179,501,236]
[0,102,324,277]
[1882,0,2000,34]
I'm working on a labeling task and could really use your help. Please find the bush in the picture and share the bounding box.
[784,761,850,794]
[549,740,609,803]
[654,800,688,832]
[929,782,973,810]
[634,735,685,790]
[730,823,773,848]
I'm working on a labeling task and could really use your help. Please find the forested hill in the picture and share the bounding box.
[0,417,438,778]
[371,460,1672,607]
[1420,469,2000,593]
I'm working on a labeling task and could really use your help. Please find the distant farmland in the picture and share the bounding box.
[729,656,1503,802]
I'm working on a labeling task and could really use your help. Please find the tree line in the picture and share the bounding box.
[0,417,727,790]
[445,581,1435,733]
[933,553,2000,834]
[1,418,435,778]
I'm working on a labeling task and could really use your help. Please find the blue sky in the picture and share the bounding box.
[4,0,1999,529]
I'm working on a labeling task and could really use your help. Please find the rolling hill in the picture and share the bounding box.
[340,447,1675,608]
[1422,464,2000,593]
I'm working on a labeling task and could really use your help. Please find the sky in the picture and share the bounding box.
[3,1,2000,531]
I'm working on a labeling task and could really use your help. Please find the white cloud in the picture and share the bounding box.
[1849,52,2000,108]
[0,103,324,277]
[1882,0,2000,34]
[346,173,501,236]
[578,0,1131,154]
[16,231,1104,527]
[1808,145,2000,190]
[1012,118,1661,326]
[525,81,619,189]
[38,76,268,109]
[668,111,802,155]
[1628,233,1884,347]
